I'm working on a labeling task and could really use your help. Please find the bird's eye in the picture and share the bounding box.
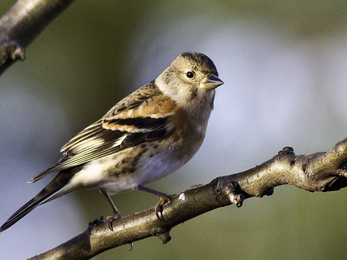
[186,71,194,78]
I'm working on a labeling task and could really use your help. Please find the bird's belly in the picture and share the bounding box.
[65,133,204,195]
[99,149,191,194]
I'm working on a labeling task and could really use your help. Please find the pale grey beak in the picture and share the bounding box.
[200,74,224,90]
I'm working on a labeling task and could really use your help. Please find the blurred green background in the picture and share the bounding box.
[1,0,347,259]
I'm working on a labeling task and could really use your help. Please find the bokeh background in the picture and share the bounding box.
[1,0,347,259]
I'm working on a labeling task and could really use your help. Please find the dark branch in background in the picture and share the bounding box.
[0,0,75,75]
[28,138,347,260]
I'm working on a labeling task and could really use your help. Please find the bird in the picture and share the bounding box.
[0,51,223,232]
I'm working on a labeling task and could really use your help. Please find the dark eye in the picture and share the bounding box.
[186,71,194,78]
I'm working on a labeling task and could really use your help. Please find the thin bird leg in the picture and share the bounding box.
[99,188,122,230]
[137,185,173,221]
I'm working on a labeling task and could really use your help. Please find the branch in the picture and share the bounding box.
[0,0,75,75]
[28,137,347,260]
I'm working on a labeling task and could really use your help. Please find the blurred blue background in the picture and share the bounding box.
[1,0,347,259]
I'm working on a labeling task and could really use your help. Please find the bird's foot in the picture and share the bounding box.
[155,194,174,221]
[106,213,123,231]
[136,185,174,221]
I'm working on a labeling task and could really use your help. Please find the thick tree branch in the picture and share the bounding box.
[28,137,347,260]
[0,0,75,75]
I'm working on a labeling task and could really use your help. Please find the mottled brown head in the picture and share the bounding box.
[179,52,219,77]
[155,52,223,106]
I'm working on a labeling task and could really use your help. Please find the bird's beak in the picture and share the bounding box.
[200,74,224,90]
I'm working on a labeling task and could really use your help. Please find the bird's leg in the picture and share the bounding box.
[99,188,122,230]
[137,185,173,221]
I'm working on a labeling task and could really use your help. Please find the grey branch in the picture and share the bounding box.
[28,137,347,260]
[0,0,75,75]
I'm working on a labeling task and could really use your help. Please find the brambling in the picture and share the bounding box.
[0,52,223,232]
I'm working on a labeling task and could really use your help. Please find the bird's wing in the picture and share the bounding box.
[28,83,177,183]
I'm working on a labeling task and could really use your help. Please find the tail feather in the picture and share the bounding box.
[28,166,58,183]
[0,167,78,233]
[0,196,44,232]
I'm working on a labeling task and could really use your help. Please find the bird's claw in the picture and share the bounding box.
[135,185,174,221]
[155,196,172,221]
[106,213,122,231]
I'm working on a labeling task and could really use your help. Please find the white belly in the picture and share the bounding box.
[60,146,192,196]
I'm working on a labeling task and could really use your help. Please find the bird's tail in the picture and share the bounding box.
[0,196,44,232]
[0,169,75,233]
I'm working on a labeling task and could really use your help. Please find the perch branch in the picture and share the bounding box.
[28,137,347,260]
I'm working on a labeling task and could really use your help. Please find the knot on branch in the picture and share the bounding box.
[277,146,294,156]
[279,139,347,192]
[211,177,244,207]
[88,216,106,233]
[0,42,25,66]
[155,229,171,244]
